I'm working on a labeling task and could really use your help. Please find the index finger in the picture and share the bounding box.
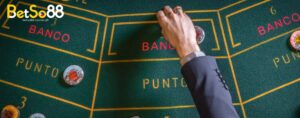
[157,10,168,26]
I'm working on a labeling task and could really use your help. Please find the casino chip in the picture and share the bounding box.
[63,65,84,86]
[1,105,20,118]
[195,26,205,44]
[29,113,46,118]
[290,30,300,50]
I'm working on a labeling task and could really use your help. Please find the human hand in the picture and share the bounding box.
[157,6,200,58]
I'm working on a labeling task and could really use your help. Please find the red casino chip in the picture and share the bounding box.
[63,65,84,86]
[290,30,300,50]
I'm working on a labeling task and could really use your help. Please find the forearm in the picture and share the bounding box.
[181,56,239,118]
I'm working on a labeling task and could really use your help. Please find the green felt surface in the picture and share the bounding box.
[0,0,299,118]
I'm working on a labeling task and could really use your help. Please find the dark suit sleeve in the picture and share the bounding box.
[181,56,239,118]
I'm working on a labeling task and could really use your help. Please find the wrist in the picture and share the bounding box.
[180,51,206,66]
[177,43,200,58]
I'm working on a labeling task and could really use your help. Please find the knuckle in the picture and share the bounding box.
[175,6,182,9]
[157,11,163,16]
[164,5,171,9]
[164,6,173,11]
[161,17,168,22]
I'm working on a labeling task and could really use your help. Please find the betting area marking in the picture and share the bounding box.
[2,1,101,53]
[225,0,271,48]
[108,19,221,56]
[226,0,300,57]
[103,17,229,64]
[224,0,300,52]
[0,79,91,110]
[0,0,104,63]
